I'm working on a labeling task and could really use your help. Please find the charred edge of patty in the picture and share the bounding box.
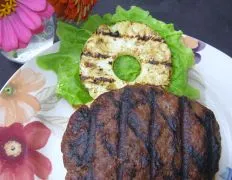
[96,30,164,42]
[195,110,221,178]
[178,98,221,179]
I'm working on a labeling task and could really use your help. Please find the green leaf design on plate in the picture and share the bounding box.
[35,86,60,112]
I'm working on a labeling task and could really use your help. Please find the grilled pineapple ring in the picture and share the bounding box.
[80,21,172,99]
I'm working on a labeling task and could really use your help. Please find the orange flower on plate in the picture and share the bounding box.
[48,0,97,21]
[182,35,199,49]
[182,35,206,64]
[0,68,45,125]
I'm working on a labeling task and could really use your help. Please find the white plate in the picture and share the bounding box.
[0,40,231,180]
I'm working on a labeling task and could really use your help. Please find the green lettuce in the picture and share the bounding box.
[113,55,141,82]
[37,6,199,105]
[37,22,93,105]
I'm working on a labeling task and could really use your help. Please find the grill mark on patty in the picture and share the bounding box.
[66,107,90,167]
[99,93,120,157]
[195,110,221,179]
[82,51,111,59]
[148,60,172,67]
[105,92,120,109]
[179,97,188,179]
[180,98,220,180]
[128,111,149,147]
[81,76,115,83]
[157,105,181,177]
[97,30,164,42]
[97,121,118,157]
[180,99,213,179]
[147,89,162,179]
[84,106,98,178]
[205,111,221,179]
[117,88,131,179]
[86,165,94,180]
[68,133,88,166]
[158,108,177,133]
[194,112,212,179]
[184,144,206,172]
[173,101,183,178]
[102,138,117,157]
[188,104,212,177]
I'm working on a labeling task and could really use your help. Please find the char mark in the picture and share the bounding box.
[136,35,163,42]
[102,137,117,157]
[66,107,97,178]
[185,144,207,172]
[147,89,162,179]
[86,164,94,180]
[195,110,221,179]
[101,31,121,37]
[83,107,98,178]
[81,76,115,83]
[180,98,215,179]
[128,111,149,147]
[84,62,96,68]
[82,51,111,59]
[66,108,91,167]
[117,88,132,180]
[97,31,164,42]
[179,97,189,179]
[158,108,177,132]
[148,60,172,67]
[157,105,180,174]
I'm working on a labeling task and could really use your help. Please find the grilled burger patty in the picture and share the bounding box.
[80,21,172,99]
[62,85,221,180]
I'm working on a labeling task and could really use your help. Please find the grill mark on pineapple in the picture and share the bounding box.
[136,35,163,42]
[96,31,164,42]
[82,51,172,68]
[84,62,96,68]
[81,76,115,84]
[100,31,120,37]
[82,51,111,59]
[148,60,172,67]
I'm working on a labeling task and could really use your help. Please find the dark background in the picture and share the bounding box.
[0,0,232,88]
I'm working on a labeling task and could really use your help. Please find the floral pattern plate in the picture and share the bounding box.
[0,36,232,180]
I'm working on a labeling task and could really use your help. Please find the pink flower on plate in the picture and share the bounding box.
[0,121,52,180]
[0,68,45,125]
[0,0,54,52]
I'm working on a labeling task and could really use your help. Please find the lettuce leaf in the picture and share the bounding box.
[37,22,93,105]
[81,14,113,33]
[113,55,141,82]
[37,6,199,106]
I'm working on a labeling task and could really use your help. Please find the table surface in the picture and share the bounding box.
[1,0,232,88]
